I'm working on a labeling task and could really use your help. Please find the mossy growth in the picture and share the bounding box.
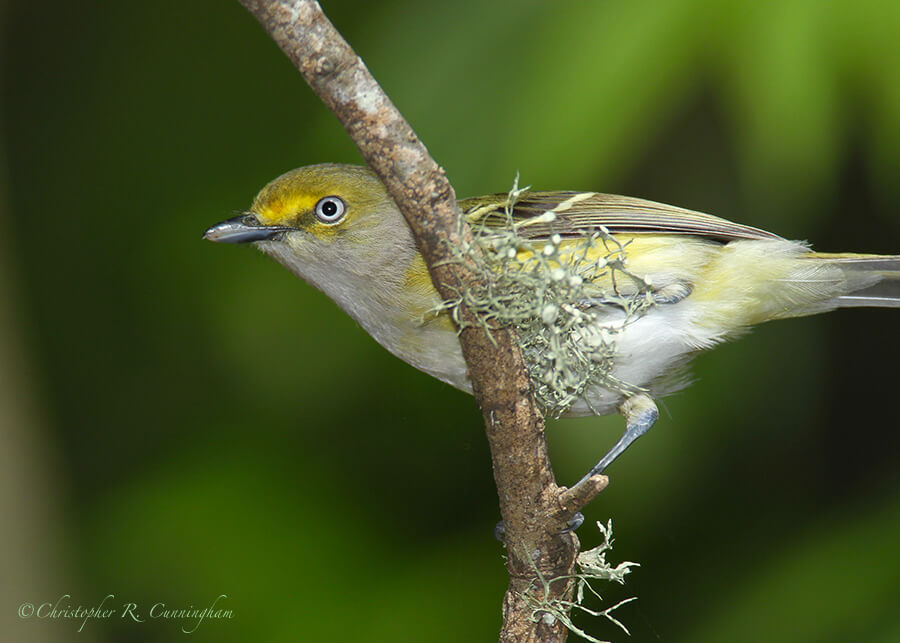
[434,176,654,417]
[521,520,638,642]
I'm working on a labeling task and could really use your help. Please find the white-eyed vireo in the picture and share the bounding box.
[204,163,899,483]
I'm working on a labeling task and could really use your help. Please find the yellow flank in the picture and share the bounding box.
[598,235,716,285]
[514,233,849,333]
[401,253,455,331]
[512,234,718,295]
[403,253,436,297]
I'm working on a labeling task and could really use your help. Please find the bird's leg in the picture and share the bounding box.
[573,393,659,487]
[497,394,658,540]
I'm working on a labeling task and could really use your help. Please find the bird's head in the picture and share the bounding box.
[204,163,418,296]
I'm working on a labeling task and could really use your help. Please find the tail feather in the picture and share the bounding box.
[822,254,900,309]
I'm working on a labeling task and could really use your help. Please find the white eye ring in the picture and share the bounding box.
[314,196,346,224]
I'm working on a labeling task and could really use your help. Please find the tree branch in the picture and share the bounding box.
[237,2,608,640]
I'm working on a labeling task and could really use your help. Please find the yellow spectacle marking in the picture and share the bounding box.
[254,194,319,225]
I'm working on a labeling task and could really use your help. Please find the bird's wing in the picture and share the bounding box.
[461,191,782,243]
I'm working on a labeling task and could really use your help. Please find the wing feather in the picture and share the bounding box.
[461,191,782,243]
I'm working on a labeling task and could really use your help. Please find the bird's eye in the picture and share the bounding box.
[314,196,346,224]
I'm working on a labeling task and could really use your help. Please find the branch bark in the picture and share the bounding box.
[237,2,608,640]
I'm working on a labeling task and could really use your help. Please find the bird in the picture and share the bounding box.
[204,163,899,486]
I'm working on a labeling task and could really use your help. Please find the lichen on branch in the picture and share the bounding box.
[433,176,655,417]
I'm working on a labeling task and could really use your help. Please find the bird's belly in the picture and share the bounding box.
[565,302,715,417]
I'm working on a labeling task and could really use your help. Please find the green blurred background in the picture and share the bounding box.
[2,1,899,641]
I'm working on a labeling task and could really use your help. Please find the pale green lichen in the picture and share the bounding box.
[434,175,654,417]
[521,520,639,642]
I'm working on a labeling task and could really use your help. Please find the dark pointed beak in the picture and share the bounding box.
[202,213,291,243]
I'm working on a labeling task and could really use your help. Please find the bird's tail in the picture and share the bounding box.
[817,253,900,308]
